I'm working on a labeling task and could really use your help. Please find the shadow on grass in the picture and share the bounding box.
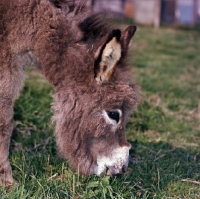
[9,134,200,198]
[127,140,200,197]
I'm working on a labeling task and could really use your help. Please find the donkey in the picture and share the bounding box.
[0,0,140,186]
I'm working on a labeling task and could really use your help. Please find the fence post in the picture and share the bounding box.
[154,0,161,29]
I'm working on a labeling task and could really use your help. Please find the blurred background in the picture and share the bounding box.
[84,0,200,28]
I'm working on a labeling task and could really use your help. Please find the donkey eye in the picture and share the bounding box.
[106,111,120,123]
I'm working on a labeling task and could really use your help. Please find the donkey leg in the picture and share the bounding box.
[0,57,24,186]
[0,106,14,186]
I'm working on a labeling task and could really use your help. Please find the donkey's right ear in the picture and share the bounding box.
[94,29,122,84]
[120,26,137,58]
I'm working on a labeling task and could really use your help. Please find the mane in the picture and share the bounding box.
[78,13,111,43]
[49,0,76,8]
[49,0,110,43]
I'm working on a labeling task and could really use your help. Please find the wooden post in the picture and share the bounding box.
[193,0,197,25]
[154,0,161,29]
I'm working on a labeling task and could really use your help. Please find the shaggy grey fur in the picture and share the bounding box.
[0,0,140,186]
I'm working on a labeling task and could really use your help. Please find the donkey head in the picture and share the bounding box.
[52,16,140,177]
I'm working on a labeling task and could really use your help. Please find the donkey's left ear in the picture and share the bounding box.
[120,26,137,58]
[94,26,136,84]
[94,29,122,84]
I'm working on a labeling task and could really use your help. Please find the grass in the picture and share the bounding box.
[0,26,200,198]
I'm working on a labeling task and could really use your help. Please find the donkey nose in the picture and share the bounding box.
[122,165,126,173]
[110,165,127,177]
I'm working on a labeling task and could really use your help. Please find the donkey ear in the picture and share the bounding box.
[120,26,137,58]
[94,29,122,84]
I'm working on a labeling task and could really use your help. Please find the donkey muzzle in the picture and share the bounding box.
[106,164,128,177]
[94,146,130,176]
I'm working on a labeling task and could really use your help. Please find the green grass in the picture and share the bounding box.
[1,26,200,198]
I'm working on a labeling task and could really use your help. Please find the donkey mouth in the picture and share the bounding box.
[106,165,127,177]
[95,146,130,177]
[106,169,123,177]
[95,165,127,177]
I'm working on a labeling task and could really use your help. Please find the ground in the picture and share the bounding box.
[0,26,200,198]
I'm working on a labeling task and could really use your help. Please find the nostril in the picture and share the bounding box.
[122,165,126,173]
